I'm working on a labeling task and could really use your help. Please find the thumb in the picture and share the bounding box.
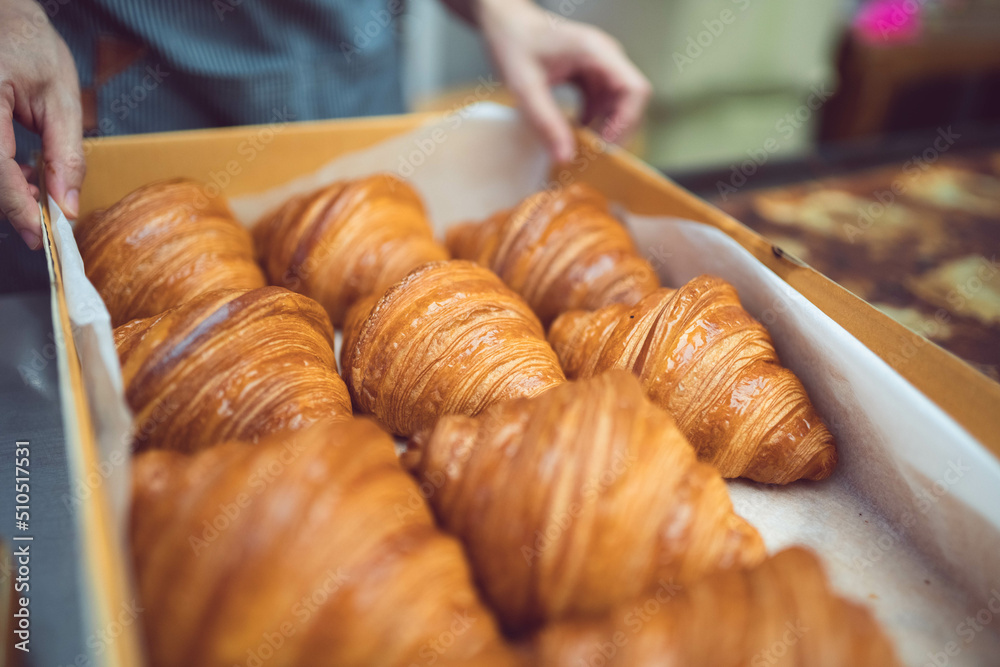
[40,81,85,219]
[507,65,576,164]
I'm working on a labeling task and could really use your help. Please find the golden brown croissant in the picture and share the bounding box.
[253,173,450,327]
[75,179,266,326]
[549,275,837,484]
[130,420,522,667]
[115,287,351,452]
[446,183,660,326]
[404,370,764,636]
[532,547,900,667]
[341,260,566,437]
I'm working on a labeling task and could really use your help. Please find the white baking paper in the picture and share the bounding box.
[47,196,133,529]
[57,102,999,666]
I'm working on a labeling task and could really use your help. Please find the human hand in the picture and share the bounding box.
[0,0,84,249]
[476,0,651,163]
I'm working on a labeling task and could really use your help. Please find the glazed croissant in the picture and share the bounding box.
[549,275,837,484]
[532,547,900,666]
[405,370,765,636]
[342,260,566,437]
[115,287,352,453]
[254,173,449,327]
[130,420,522,667]
[75,179,266,326]
[446,183,660,326]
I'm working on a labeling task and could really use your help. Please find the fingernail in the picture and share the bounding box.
[21,229,42,251]
[551,144,570,164]
[65,189,80,217]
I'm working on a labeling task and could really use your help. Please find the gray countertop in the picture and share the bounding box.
[0,219,90,665]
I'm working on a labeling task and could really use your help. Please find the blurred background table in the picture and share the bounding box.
[672,132,1000,382]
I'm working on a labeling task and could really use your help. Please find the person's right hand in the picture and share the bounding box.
[1,0,84,250]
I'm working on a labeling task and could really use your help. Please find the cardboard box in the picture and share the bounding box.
[42,108,1000,665]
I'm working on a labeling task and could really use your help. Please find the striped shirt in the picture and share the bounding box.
[14,0,405,161]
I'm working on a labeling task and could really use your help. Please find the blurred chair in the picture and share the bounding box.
[537,0,847,169]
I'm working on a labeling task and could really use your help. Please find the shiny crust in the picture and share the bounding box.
[130,421,521,667]
[549,276,837,484]
[405,371,765,635]
[446,183,660,325]
[253,173,449,327]
[532,547,900,666]
[75,179,266,326]
[341,260,566,437]
[115,287,351,452]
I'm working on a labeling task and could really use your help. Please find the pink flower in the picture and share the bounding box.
[853,0,923,44]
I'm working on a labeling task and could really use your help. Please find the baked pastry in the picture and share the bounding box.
[253,173,449,327]
[341,260,566,437]
[404,371,764,635]
[446,183,659,326]
[115,287,351,452]
[549,275,837,484]
[532,547,900,666]
[75,179,266,326]
[130,420,521,667]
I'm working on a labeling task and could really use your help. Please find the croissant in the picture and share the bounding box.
[130,420,522,667]
[253,173,449,327]
[446,183,660,326]
[115,287,352,452]
[75,179,266,326]
[549,275,837,484]
[404,370,765,636]
[532,547,900,666]
[341,260,566,437]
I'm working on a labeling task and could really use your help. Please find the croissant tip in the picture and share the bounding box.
[732,438,838,485]
[444,221,467,245]
[400,434,427,471]
[803,443,838,482]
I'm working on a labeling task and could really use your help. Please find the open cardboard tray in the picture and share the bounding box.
[41,105,1000,666]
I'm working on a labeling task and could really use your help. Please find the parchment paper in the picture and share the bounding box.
[61,103,1000,666]
[48,196,133,529]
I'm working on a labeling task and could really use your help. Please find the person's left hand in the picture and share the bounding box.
[475,0,652,163]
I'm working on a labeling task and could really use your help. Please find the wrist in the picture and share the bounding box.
[1,0,41,15]
[0,0,51,32]
[477,0,544,30]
